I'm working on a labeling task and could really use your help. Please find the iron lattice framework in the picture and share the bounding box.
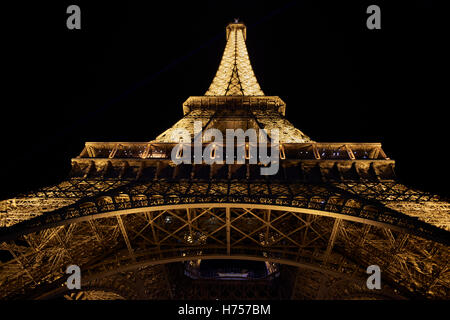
[0,22,449,300]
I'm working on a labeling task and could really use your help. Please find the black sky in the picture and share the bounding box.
[1,0,448,199]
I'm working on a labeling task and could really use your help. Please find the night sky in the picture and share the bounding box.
[1,0,448,199]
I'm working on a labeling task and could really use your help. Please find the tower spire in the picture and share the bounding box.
[205,22,264,96]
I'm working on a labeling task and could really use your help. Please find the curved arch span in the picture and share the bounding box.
[37,254,359,300]
[2,202,410,241]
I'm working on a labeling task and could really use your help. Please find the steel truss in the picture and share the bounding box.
[1,196,448,299]
[1,21,449,300]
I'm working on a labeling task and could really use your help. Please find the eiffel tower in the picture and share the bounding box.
[0,21,449,300]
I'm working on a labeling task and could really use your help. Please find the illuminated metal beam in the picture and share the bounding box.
[226,207,231,255]
[323,219,342,265]
[116,216,135,262]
